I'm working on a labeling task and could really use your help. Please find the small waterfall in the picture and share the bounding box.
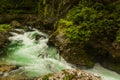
[3,29,72,77]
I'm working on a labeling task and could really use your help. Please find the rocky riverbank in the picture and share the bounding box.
[49,22,120,73]
[0,0,119,79]
[0,64,101,80]
[37,69,101,80]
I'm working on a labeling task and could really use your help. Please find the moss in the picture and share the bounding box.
[59,19,73,27]
[55,0,120,69]
[0,24,13,32]
[115,30,120,43]
[63,73,74,80]
[59,0,119,45]
[42,74,52,80]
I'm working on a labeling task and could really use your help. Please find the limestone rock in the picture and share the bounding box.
[36,69,101,80]
[49,29,94,67]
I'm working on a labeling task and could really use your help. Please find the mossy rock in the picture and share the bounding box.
[42,74,52,80]
[0,24,13,32]
[11,20,21,27]
[61,47,94,68]
[0,24,13,55]
[50,24,94,68]
[36,69,101,80]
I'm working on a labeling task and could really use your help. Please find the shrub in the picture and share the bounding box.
[59,0,120,45]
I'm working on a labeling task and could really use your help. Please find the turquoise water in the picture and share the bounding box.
[0,29,120,80]
[3,29,71,77]
[85,63,120,80]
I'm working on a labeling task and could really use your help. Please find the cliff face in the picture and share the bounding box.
[49,27,94,68]
[51,28,120,73]
[49,0,120,73]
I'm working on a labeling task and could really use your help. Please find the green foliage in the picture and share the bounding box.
[116,30,120,42]
[116,36,120,42]
[0,24,13,32]
[59,0,120,44]
[63,73,73,80]
[59,19,73,27]
[66,25,91,44]
[42,74,52,80]
[0,0,38,13]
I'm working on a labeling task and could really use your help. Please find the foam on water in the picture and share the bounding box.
[85,63,120,80]
[5,29,72,77]
[1,29,120,79]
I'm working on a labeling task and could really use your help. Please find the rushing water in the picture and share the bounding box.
[0,29,120,79]
[85,63,120,80]
[1,29,72,77]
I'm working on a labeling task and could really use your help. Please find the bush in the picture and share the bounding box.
[59,0,120,45]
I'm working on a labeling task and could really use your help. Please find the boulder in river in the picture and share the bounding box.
[36,69,101,80]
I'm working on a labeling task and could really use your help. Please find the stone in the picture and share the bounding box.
[36,69,101,80]
[11,20,21,28]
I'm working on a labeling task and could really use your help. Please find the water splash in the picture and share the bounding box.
[85,63,120,80]
[1,28,120,79]
[5,29,72,77]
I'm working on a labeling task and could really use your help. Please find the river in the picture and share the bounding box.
[0,29,120,79]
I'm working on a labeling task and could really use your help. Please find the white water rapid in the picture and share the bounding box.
[0,29,120,80]
[4,29,72,77]
[85,64,120,80]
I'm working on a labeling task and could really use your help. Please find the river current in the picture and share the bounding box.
[0,29,120,80]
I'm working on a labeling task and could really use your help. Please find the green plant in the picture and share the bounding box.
[116,30,120,43]
[59,0,119,45]
[0,24,13,32]
[66,25,91,44]
[59,19,73,27]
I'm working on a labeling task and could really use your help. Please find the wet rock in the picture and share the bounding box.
[0,32,12,56]
[0,65,18,72]
[36,69,101,80]
[0,64,31,80]
[49,25,120,73]
[11,20,21,28]
[49,29,94,68]
[0,64,20,79]
[0,32,7,46]
[0,32,10,55]
[0,76,30,80]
